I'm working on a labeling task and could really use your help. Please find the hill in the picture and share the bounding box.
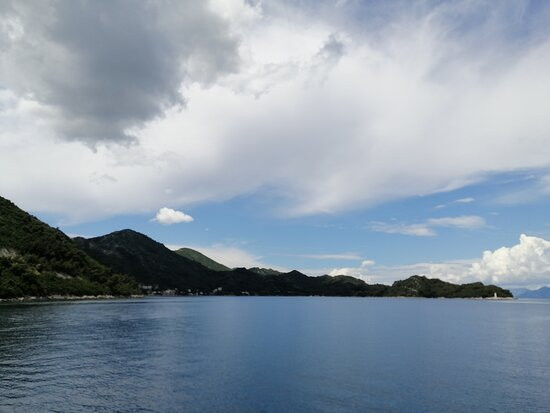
[74,230,224,292]
[174,247,230,271]
[73,229,512,298]
[390,275,512,298]
[0,196,138,298]
[73,230,386,295]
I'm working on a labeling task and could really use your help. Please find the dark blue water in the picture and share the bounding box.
[1,297,549,412]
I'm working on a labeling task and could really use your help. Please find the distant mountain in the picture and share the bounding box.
[0,196,138,298]
[513,287,550,299]
[174,247,230,271]
[510,288,530,297]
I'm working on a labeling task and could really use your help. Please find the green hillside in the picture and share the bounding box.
[0,196,138,298]
[74,230,225,292]
[175,247,230,271]
[390,275,512,298]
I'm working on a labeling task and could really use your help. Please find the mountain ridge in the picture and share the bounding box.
[0,195,513,299]
[174,247,230,272]
[73,228,513,298]
[513,287,550,299]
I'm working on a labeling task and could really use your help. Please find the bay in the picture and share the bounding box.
[1,297,549,412]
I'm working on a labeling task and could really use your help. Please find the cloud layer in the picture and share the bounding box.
[0,0,239,144]
[1,1,550,221]
[370,215,486,237]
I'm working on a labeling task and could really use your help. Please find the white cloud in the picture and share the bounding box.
[426,215,486,229]
[165,243,266,269]
[152,207,194,225]
[286,252,361,260]
[468,234,550,287]
[491,174,550,205]
[1,2,550,221]
[328,259,376,282]
[370,215,486,236]
[324,235,550,288]
[369,222,436,237]
[435,197,475,209]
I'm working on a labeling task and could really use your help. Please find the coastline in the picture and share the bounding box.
[0,294,144,303]
[0,294,515,303]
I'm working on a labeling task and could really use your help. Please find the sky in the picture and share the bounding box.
[1,0,550,288]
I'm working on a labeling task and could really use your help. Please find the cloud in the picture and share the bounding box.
[491,174,550,205]
[435,197,475,209]
[426,215,486,229]
[468,234,550,287]
[2,1,550,221]
[165,243,265,269]
[152,207,193,225]
[286,252,361,260]
[324,235,550,288]
[328,259,376,282]
[0,0,240,144]
[369,222,436,237]
[370,215,486,236]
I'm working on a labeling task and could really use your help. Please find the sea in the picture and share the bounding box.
[1,296,549,412]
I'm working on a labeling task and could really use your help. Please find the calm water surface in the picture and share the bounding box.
[1,297,549,412]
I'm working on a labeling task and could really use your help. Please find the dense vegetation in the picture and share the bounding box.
[0,196,139,298]
[74,229,512,298]
[390,275,511,298]
[175,247,230,271]
[74,230,227,291]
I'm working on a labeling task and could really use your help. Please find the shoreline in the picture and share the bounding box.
[0,294,144,303]
[0,294,515,303]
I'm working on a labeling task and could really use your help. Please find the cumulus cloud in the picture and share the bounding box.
[327,235,550,288]
[370,215,486,237]
[468,234,550,287]
[329,259,376,282]
[1,1,550,221]
[152,207,193,225]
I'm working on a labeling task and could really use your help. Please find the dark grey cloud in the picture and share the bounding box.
[0,0,240,144]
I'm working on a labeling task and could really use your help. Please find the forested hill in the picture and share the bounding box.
[174,247,230,271]
[73,228,512,298]
[73,229,228,292]
[0,196,138,298]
